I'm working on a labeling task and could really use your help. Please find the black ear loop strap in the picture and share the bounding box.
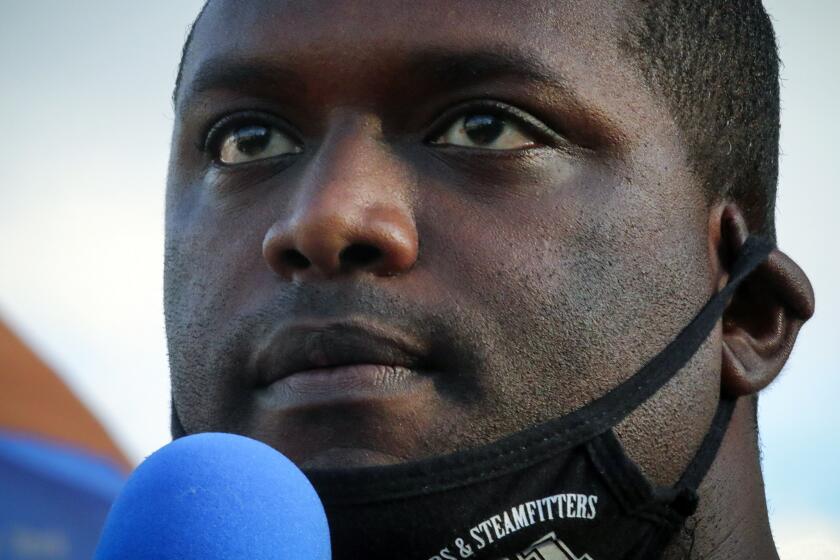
[577,236,773,440]
[678,398,735,493]
[664,397,736,518]
[591,238,770,521]
[603,236,771,519]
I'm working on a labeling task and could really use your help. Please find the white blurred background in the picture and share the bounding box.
[0,1,837,557]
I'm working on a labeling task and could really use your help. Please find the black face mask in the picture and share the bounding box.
[298,237,773,560]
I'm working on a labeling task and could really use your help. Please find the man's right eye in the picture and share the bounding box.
[206,117,303,166]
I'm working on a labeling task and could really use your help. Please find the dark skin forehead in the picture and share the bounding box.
[176,0,681,164]
[168,0,713,481]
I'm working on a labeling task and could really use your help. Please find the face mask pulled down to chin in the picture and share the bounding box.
[295,237,774,560]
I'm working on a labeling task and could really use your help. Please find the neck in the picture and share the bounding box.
[664,397,778,560]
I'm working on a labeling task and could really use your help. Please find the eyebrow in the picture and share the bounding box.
[401,48,570,94]
[398,48,620,148]
[180,48,565,107]
[177,47,621,148]
[177,57,308,111]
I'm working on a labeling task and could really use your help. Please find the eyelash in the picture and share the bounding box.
[424,99,566,148]
[200,110,301,157]
[199,101,565,161]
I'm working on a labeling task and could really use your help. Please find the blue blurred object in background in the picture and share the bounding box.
[0,432,126,560]
[0,320,130,559]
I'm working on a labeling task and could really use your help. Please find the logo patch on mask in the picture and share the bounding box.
[510,532,593,560]
[427,493,598,559]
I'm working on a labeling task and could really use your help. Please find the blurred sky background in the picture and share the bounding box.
[0,1,837,557]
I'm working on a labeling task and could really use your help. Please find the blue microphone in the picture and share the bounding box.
[94,432,330,559]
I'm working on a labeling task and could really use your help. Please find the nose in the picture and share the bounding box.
[262,127,418,281]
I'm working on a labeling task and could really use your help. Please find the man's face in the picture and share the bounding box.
[166,0,720,477]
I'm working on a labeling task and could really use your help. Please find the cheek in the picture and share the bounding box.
[163,197,279,427]
[164,199,276,328]
[429,162,714,419]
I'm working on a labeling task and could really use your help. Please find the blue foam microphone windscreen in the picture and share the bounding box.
[94,432,331,559]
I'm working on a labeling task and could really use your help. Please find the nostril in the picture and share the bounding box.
[281,249,310,270]
[339,244,382,269]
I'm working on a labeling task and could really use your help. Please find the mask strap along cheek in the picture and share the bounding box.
[652,237,773,514]
[587,236,771,512]
[573,235,774,441]
[594,239,771,560]
[588,237,771,520]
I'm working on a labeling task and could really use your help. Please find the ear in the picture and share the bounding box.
[712,205,815,397]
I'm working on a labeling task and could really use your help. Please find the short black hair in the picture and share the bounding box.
[624,0,780,238]
[174,0,780,238]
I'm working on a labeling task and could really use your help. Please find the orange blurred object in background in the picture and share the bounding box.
[1,318,130,559]
[1,319,131,472]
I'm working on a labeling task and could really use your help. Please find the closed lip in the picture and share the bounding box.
[251,318,432,388]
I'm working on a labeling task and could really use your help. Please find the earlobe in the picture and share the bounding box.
[716,206,815,397]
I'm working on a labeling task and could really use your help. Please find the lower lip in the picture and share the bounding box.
[255,364,428,410]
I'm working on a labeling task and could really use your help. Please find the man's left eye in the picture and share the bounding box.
[431,114,538,150]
